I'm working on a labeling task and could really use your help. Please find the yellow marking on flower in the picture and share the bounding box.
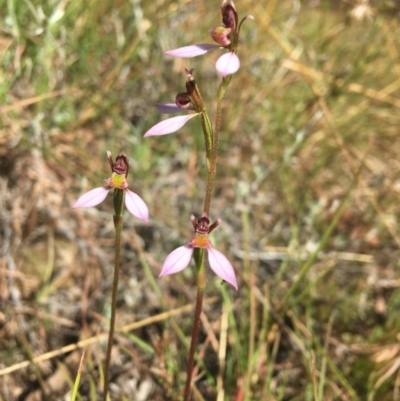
[108,173,128,189]
[191,233,210,249]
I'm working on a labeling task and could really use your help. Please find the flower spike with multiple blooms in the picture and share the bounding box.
[72,152,149,223]
[165,0,253,77]
[160,213,238,290]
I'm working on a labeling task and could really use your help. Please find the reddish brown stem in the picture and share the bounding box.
[183,250,206,401]
[102,215,123,401]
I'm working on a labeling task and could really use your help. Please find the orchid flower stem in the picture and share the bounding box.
[200,111,214,170]
[102,214,123,401]
[183,73,233,401]
[203,75,232,215]
[183,248,206,401]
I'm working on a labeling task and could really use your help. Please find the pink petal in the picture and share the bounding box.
[144,113,200,137]
[71,187,110,209]
[159,245,194,277]
[208,247,238,290]
[165,44,220,58]
[215,52,240,77]
[155,103,182,114]
[124,189,149,223]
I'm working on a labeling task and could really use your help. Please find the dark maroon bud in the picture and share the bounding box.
[185,68,196,96]
[221,0,237,30]
[184,68,204,111]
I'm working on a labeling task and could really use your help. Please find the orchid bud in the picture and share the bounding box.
[221,0,238,30]
[185,69,204,111]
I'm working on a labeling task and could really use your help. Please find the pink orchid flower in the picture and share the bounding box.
[72,152,149,223]
[165,1,252,77]
[165,45,240,77]
[159,213,238,290]
[144,90,201,138]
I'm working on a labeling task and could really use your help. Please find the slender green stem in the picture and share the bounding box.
[201,111,213,171]
[183,248,206,401]
[203,76,232,215]
[102,214,123,401]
